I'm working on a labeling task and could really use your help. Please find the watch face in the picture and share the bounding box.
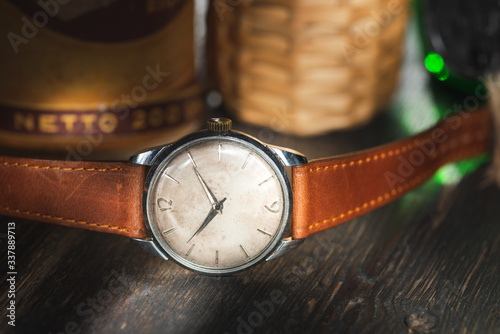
[145,132,291,274]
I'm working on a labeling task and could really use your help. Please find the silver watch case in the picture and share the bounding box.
[129,128,307,274]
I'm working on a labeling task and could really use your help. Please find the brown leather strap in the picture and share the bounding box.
[0,156,147,238]
[292,109,492,239]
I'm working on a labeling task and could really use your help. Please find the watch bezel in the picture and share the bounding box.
[141,129,293,275]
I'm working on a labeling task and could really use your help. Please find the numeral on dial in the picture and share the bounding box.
[264,201,280,213]
[157,198,173,212]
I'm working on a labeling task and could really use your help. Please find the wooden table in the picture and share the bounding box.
[1,22,499,334]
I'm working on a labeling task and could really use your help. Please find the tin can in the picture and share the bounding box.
[0,0,204,159]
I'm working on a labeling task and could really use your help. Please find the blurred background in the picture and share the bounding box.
[0,0,498,164]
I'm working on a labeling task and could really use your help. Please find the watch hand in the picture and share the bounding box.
[193,167,218,205]
[187,197,227,243]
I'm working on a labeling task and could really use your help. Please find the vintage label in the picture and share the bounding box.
[0,94,204,136]
[0,0,200,157]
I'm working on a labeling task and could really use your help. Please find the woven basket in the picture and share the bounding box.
[208,0,409,136]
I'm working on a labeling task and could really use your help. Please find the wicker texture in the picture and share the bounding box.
[208,0,409,135]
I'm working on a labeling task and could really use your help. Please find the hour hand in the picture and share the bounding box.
[193,167,218,205]
[187,208,217,243]
[187,198,227,243]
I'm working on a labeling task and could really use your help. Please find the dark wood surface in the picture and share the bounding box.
[1,21,500,334]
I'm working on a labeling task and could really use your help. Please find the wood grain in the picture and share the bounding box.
[1,17,500,334]
[0,163,499,334]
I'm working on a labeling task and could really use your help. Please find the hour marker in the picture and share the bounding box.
[157,198,173,211]
[258,175,275,186]
[187,151,197,168]
[264,201,280,213]
[163,227,178,235]
[257,228,272,237]
[215,250,219,266]
[185,243,195,257]
[165,174,180,185]
[240,245,249,258]
[242,153,253,169]
[218,144,222,162]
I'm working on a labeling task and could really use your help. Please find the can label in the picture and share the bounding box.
[0,0,200,157]
[0,93,204,136]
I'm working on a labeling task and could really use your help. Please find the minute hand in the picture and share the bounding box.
[193,167,218,205]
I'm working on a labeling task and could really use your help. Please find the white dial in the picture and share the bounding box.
[148,136,289,273]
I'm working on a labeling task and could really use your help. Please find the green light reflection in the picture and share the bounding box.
[396,99,488,186]
[424,52,450,81]
[433,154,490,185]
[425,52,444,73]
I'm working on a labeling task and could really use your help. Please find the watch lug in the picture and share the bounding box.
[268,145,308,166]
[130,238,169,261]
[129,146,169,166]
[266,237,305,261]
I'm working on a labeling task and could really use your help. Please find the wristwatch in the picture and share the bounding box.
[0,109,491,274]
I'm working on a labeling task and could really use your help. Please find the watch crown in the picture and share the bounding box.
[207,117,232,133]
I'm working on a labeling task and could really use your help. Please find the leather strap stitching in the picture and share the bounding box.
[308,143,417,172]
[1,206,130,232]
[305,129,487,173]
[306,137,488,231]
[0,161,122,172]
[307,169,435,230]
